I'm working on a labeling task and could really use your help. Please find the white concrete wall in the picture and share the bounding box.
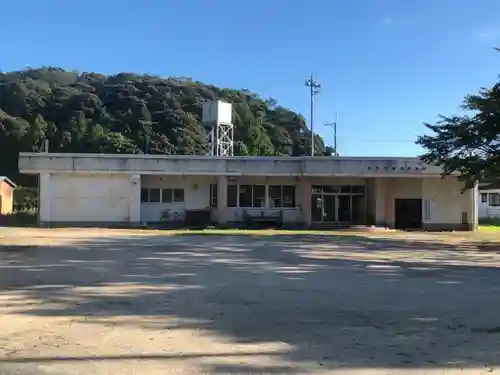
[41,173,133,223]
[140,175,305,224]
[140,175,215,222]
[478,189,500,218]
[422,177,469,226]
[373,177,473,227]
[37,170,477,230]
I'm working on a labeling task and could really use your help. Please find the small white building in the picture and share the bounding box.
[478,183,500,219]
[18,152,478,230]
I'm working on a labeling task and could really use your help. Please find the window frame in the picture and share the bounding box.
[209,184,218,208]
[162,188,173,203]
[173,188,184,203]
[268,184,296,208]
[149,188,161,203]
[227,184,238,208]
[489,193,500,207]
[252,185,266,208]
[481,193,488,203]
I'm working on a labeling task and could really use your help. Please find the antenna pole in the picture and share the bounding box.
[325,112,339,156]
[334,112,338,155]
[305,74,321,156]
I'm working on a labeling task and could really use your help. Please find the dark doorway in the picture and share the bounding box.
[394,198,422,230]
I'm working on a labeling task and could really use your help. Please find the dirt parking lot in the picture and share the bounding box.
[1,228,500,375]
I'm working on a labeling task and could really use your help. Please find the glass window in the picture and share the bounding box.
[340,185,351,193]
[227,185,238,207]
[253,185,265,207]
[173,189,184,202]
[210,184,217,208]
[352,185,365,194]
[269,185,282,208]
[481,193,487,203]
[239,185,253,208]
[140,188,149,203]
[162,189,173,203]
[149,188,161,203]
[323,185,337,193]
[490,193,500,206]
[282,185,296,207]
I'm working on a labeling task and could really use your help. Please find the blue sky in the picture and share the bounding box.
[2,0,500,156]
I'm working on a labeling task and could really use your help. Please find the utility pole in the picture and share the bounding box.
[325,112,339,156]
[305,74,321,156]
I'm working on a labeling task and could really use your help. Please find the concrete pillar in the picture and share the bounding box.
[298,179,311,226]
[469,183,478,231]
[39,173,51,225]
[216,175,228,224]
[384,179,393,227]
[365,178,376,225]
[130,174,141,223]
[264,184,270,208]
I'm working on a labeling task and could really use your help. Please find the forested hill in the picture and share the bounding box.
[0,67,331,184]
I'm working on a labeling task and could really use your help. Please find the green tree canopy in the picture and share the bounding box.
[417,79,500,188]
[0,67,332,185]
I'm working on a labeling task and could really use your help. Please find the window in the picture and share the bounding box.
[489,193,500,206]
[239,185,253,207]
[481,193,488,203]
[161,188,185,203]
[253,185,265,207]
[162,189,173,203]
[269,185,296,208]
[282,185,296,207]
[352,186,365,194]
[269,185,282,207]
[149,188,160,203]
[227,185,238,207]
[142,188,161,203]
[173,189,184,202]
[140,188,149,203]
[209,184,217,208]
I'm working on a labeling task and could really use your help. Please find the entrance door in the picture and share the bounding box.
[323,195,336,222]
[311,194,323,222]
[394,199,422,230]
[337,195,351,222]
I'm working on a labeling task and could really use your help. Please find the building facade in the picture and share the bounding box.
[0,176,16,215]
[18,153,478,230]
[478,186,500,219]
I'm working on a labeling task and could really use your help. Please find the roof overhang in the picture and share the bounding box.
[18,152,452,178]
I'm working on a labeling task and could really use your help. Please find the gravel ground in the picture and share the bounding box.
[0,228,500,375]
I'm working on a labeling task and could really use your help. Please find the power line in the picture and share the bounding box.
[305,74,321,156]
[354,139,416,143]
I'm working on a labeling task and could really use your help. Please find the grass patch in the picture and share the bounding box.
[479,225,500,232]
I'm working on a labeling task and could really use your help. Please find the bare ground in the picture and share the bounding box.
[1,228,500,375]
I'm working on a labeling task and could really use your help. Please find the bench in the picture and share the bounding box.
[243,209,283,228]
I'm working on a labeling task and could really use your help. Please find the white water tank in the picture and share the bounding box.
[202,101,232,124]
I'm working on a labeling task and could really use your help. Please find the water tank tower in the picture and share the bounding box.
[202,101,234,156]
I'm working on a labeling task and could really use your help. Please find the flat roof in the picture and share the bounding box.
[19,152,423,162]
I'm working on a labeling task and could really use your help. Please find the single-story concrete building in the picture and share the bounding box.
[0,176,16,215]
[18,152,478,230]
[478,182,500,219]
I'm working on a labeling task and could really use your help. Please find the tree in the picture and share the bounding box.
[0,67,329,185]
[417,80,500,188]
